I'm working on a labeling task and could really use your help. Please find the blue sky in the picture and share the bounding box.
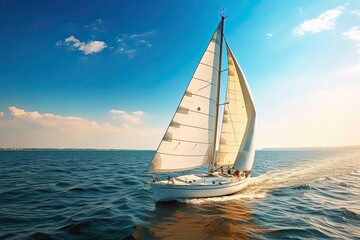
[0,0,359,149]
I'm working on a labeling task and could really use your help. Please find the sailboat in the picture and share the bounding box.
[148,16,256,202]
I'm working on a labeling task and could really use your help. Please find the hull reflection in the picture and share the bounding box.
[131,199,267,240]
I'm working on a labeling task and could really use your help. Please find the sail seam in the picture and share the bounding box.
[186,92,216,102]
[219,144,239,147]
[226,89,241,93]
[221,131,245,134]
[184,109,215,118]
[223,113,246,116]
[227,97,244,101]
[199,62,219,71]
[223,120,247,124]
[224,119,247,124]
[157,152,209,157]
[205,49,219,56]
[174,123,214,131]
[167,138,213,144]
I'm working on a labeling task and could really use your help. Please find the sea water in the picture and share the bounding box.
[0,150,359,239]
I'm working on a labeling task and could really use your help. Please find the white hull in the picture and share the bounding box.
[150,173,251,202]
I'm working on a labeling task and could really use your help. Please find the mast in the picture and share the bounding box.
[210,16,225,173]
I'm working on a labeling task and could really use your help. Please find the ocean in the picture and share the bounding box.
[0,150,359,239]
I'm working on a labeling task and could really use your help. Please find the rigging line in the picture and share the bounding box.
[198,83,211,92]
[173,142,180,151]
[192,144,197,151]
[223,35,228,46]
[192,77,216,85]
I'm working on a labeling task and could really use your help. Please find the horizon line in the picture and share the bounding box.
[1,145,359,151]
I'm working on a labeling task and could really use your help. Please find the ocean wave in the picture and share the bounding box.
[266,227,329,239]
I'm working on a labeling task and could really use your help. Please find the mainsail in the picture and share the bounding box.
[148,22,223,172]
[216,43,256,171]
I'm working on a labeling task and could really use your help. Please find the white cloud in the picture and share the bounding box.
[343,26,360,41]
[116,48,136,58]
[57,36,106,55]
[116,31,154,57]
[343,26,360,53]
[352,10,360,18]
[292,5,344,36]
[0,106,162,149]
[129,31,155,38]
[266,33,273,37]
[95,18,103,24]
[82,19,106,39]
[55,40,62,46]
[84,18,104,32]
[109,109,144,124]
[137,40,152,47]
[64,36,107,55]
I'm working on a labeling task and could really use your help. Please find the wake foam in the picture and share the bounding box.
[183,151,359,204]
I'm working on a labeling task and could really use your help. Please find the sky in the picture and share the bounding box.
[0,0,359,149]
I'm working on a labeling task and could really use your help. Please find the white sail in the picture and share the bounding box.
[148,22,223,172]
[216,43,256,171]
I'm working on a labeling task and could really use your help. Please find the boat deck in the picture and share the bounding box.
[155,172,247,186]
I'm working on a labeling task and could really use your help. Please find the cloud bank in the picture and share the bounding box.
[0,106,162,149]
[109,109,144,124]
